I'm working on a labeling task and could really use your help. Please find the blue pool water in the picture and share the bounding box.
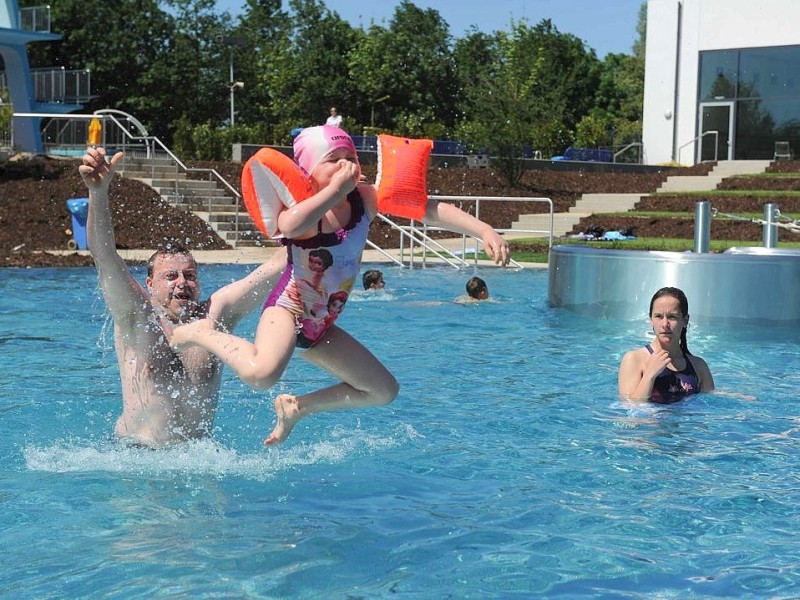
[2,264,800,598]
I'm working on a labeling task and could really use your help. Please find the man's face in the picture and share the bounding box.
[146,253,200,321]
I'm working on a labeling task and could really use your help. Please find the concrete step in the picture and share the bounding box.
[657,175,724,192]
[512,212,591,238]
[171,200,240,213]
[135,178,222,190]
[710,159,772,176]
[120,168,185,179]
[657,160,773,193]
[570,193,645,213]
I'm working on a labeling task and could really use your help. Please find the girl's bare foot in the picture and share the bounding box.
[264,394,302,445]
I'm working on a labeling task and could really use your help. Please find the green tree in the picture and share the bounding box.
[591,3,646,156]
[348,1,457,138]
[23,0,230,142]
[266,0,359,141]
[230,0,292,140]
[453,20,599,184]
[146,0,231,138]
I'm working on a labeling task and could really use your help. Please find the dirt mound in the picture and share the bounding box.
[1,155,229,267]
[0,154,741,267]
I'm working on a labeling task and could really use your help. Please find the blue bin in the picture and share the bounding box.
[66,198,90,250]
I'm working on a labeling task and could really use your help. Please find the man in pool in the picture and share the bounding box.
[79,147,285,448]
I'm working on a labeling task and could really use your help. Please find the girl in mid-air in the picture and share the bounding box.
[171,125,510,444]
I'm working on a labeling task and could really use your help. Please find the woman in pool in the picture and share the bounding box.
[618,286,714,402]
[171,125,510,445]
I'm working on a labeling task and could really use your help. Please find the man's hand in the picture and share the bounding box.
[78,147,124,191]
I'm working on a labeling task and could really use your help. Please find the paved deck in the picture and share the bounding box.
[58,236,546,269]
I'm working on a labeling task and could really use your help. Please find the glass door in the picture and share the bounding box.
[698,101,734,162]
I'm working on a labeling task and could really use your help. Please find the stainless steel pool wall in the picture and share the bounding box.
[548,245,800,326]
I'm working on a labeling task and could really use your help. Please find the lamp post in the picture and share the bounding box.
[216,35,246,125]
[370,95,390,128]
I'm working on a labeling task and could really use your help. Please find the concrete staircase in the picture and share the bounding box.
[510,160,773,239]
[118,156,271,247]
[656,160,772,193]
[512,193,647,238]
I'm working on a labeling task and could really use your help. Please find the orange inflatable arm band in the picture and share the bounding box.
[241,148,315,238]
[375,134,433,221]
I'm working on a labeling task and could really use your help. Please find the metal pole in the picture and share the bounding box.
[694,200,711,253]
[763,203,778,248]
[229,48,235,126]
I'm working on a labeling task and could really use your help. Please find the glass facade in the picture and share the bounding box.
[698,46,800,159]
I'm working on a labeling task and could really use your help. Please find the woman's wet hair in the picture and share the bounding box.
[649,286,691,355]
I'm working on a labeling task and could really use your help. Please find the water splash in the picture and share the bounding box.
[23,424,418,480]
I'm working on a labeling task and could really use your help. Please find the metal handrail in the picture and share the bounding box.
[613,142,642,163]
[678,130,718,166]
[374,195,553,269]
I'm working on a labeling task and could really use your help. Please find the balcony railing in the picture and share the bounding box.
[0,68,92,105]
[19,5,51,32]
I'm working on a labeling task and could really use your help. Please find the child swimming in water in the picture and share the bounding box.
[171,125,510,445]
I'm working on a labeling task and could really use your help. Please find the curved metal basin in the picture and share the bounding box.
[548,245,800,326]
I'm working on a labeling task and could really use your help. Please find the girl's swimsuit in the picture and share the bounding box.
[264,189,369,349]
[646,344,701,403]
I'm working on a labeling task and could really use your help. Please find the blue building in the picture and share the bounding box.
[0,0,88,153]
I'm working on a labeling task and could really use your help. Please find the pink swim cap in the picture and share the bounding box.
[293,125,358,177]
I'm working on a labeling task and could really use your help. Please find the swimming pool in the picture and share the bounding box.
[2,265,799,597]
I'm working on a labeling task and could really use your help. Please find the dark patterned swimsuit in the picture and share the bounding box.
[646,344,701,403]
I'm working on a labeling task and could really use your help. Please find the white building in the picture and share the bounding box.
[642,0,800,165]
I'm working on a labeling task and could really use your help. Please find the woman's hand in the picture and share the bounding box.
[643,347,671,380]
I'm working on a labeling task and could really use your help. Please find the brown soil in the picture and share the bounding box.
[2,155,797,267]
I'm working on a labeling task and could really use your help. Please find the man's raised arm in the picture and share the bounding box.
[80,148,149,324]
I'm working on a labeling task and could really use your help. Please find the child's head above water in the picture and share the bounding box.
[466,276,489,300]
[293,125,359,178]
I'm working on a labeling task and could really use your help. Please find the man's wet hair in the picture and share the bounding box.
[147,240,196,278]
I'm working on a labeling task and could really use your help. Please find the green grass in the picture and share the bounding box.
[745,172,800,178]
[659,189,800,197]
[505,237,800,264]
[600,210,800,220]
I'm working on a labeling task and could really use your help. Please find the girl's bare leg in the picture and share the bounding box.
[173,306,297,390]
[264,325,399,445]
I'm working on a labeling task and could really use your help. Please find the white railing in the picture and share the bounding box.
[678,130,718,166]
[0,68,91,105]
[371,196,554,269]
[613,142,643,164]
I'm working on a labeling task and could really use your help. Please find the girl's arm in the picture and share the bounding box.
[277,160,359,238]
[423,201,510,265]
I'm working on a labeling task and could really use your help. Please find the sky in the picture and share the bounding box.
[215,0,645,58]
